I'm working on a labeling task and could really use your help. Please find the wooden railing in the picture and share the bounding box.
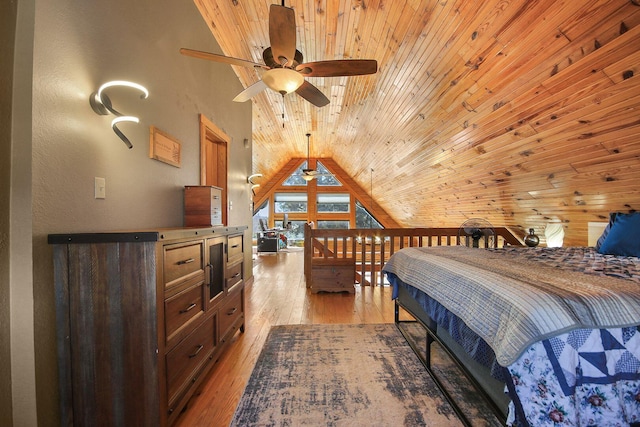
[303,224,523,288]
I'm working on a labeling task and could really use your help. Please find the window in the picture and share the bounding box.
[355,201,383,229]
[252,200,269,239]
[282,162,309,186]
[286,220,306,246]
[316,161,341,186]
[282,160,342,186]
[317,193,350,213]
[274,193,307,213]
[317,220,350,229]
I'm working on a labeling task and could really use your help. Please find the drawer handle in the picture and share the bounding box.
[189,345,204,358]
[231,244,240,249]
[231,273,240,279]
[179,303,197,314]
[177,258,195,265]
[227,307,237,316]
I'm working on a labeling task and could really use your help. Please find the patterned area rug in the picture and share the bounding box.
[230,323,501,426]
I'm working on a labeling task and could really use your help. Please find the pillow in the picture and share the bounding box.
[597,212,640,257]
[594,212,617,251]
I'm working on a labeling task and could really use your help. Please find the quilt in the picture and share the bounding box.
[509,329,640,426]
[384,246,640,426]
[382,246,640,366]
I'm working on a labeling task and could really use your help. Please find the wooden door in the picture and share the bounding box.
[199,114,228,225]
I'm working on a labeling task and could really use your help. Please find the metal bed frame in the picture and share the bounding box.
[394,299,511,427]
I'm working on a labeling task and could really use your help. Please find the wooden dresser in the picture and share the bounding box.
[48,226,247,426]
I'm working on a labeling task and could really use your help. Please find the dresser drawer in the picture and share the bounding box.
[165,283,205,344]
[165,317,215,402]
[226,262,243,291]
[164,241,204,288]
[227,235,243,263]
[219,290,243,339]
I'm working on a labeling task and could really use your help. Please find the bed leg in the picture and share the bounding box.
[395,300,477,427]
[394,300,399,323]
[425,333,433,370]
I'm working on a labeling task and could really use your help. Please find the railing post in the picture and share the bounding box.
[304,223,311,288]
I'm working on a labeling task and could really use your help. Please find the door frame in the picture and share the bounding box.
[199,114,229,225]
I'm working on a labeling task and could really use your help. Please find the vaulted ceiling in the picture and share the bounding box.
[191,0,640,246]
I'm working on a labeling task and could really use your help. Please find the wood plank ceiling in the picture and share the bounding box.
[192,0,640,246]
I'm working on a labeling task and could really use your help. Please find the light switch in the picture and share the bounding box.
[95,177,106,199]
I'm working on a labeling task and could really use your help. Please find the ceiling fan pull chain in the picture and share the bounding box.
[282,94,285,128]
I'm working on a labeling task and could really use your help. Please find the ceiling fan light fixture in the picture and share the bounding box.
[302,174,315,181]
[181,3,377,107]
[262,68,304,94]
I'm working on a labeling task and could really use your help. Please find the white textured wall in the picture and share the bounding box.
[8,1,37,426]
[1,1,19,425]
[25,0,253,424]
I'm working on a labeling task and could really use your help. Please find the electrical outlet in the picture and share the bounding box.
[95,177,106,199]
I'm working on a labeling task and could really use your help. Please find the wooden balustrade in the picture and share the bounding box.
[303,224,523,288]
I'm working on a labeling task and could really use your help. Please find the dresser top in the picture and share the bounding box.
[48,225,247,245]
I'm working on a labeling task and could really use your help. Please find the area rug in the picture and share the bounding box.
[230,323,500,426]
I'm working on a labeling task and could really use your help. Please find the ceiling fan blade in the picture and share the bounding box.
[180,48,266,69]
[233,80,268,102]
[296,59,378,77]
[269,4,297,67]
[295,81,330,107]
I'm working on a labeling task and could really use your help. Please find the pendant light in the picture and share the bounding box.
[302,133,315,181]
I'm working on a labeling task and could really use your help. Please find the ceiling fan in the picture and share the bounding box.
[180,1,378,107]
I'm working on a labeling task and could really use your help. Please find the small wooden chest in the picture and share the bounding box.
[184,185,223,227]
[311,258,355,293]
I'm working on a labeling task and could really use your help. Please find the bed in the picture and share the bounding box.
[383,230,640,427]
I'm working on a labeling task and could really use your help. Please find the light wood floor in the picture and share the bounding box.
[174,249,396,427]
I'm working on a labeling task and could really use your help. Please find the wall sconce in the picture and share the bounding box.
[247,173,263,196]
[90,80,149,149]
[247,173,263,184]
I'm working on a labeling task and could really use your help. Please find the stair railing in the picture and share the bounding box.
[303,224,523,287]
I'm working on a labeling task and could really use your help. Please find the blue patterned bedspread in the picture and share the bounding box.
[383,246,640,366]
[509,329,640,426]
[384,246,640,426]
